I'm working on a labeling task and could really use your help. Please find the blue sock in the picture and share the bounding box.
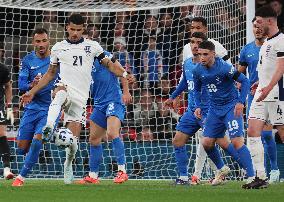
[262,130,278,170]
[112,137,125,165]
[225,143,240,164]
[20,139,42,177]
[237,145,254,177]
[174,146,188,177]
[89,144,103,172]
[205,146,224,170]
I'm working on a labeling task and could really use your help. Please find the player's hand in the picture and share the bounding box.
[172,97,181,113]
[256,85,273,102]
[126,74,135,84]
[194,108,202,119]
[236,82,241,89]
[164,98,174,109]
[30,74,42,88]
[6,105,14,125]
[234,103,244,117]
[122,91,132,105]
[20,91,34,107]
[250,81,259,95]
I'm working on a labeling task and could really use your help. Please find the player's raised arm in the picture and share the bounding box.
[100,56,130,80]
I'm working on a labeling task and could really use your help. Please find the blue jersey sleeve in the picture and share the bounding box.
[239,46,248,66]
[170,71,187,99]
[193,68,202,108]
[18,58,31,92]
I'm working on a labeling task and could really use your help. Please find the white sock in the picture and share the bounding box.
[179,176,189,181]
[118,164,126,173]
[47,90,67,127]
[193,133,207,178]
[89,172,98,179]
[247,136,266,179]
[65,137,78,166]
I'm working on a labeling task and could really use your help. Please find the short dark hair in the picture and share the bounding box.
[252,17,256,23]
[191,16,207,27]
[255,5,277,18]
[191,32,207,41]
[199,40,215,51]
[32,28,48,37]
[68,13,85,25]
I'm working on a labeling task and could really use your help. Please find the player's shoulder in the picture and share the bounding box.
[83,38,101,47]
[51,40,66,50]
[22,51,36,63]
[184,57,193,67]
[208,38,223,47]
[242,41,255,50]
[216,57,231,69]
[183,43,190,49]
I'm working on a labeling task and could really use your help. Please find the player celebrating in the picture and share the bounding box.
[78,50,132,184]
[238,18,279,183]
[193,41,259,189]
[0,63,14,180]
[12,28,58,186]
[165,32,234,185]
[21,13,131,184]
[246,5,284,188]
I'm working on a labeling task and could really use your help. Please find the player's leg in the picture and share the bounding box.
[261,124,279,183]
[64,121,80,184]
[78,117,106,184]
[0,105,14,179]
[191,130,207,184]
[12,110,46,186]
[247,100,267,180]
[267,101,284,183]
[172,111,198,185]
[43,85,68,141]
[106,103,128,183]
[0,125,14,180]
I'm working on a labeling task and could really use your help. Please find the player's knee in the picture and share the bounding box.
[107,130,119,140]
[17,140,31,154]
[172,132,187,147]
[231,137,244,149]
[201,138,214,151]
[89,135,102,146]
[247,126,260,137]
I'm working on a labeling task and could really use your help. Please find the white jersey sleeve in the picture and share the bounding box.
[50,42,61,65]
[208,38,231,64]
[182,43,192,64]
[90,40,104,59]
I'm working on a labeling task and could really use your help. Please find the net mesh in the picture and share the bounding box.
[1,0,246,180]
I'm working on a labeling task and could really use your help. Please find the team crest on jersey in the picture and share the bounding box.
[84,46,91,56]
[265,45,272,57]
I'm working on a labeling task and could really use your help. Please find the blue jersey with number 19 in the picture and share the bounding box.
[91,51,123,111]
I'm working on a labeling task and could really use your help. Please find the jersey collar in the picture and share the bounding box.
[267,31,281,41]
[66,37,84,44]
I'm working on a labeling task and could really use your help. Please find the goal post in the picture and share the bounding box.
[1,0,247,180]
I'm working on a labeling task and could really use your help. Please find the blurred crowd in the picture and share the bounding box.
[0,0,283,141]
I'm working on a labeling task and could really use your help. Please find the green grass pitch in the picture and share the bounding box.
[1,180,284,202]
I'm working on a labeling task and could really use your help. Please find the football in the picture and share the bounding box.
[53,127,74,148]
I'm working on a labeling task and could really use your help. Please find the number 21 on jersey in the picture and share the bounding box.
[73,56,83,66]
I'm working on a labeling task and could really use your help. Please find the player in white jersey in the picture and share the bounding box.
[182,17,230,64]
[245,5,284,188]
[21,13,132,184]
[180,16,230,185]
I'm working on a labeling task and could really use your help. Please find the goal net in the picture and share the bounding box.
[0,0,246,180]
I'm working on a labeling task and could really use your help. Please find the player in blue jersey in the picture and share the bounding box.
[12,28,58,186]
[238,18,279,183]
[193,40,264,189]
[165,32,240,185]
[78,50,132,184]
